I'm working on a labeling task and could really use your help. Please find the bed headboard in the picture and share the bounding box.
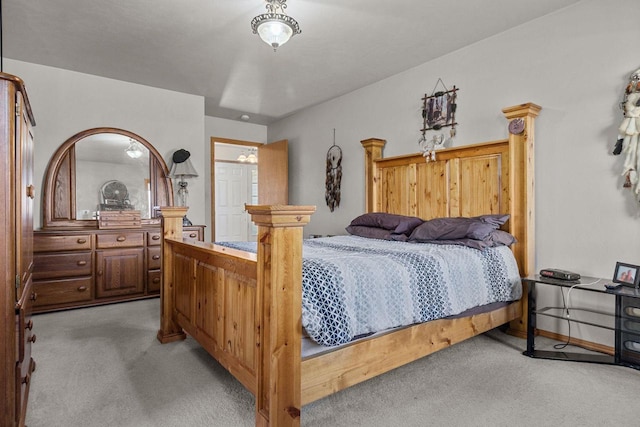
[361,103,540,278]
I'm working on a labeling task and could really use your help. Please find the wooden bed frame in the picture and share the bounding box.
[157,103,541,427]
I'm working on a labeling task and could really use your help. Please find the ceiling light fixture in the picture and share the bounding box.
[251,0,301,51]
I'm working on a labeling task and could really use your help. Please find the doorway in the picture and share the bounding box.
[210,136,289,242]
[211,138,261,242]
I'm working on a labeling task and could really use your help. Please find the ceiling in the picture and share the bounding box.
[2,0,579,125]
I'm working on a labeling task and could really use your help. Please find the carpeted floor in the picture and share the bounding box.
[26,298,640,426]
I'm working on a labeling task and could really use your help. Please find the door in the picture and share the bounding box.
[16,91,35,300]
[215,162,257,241]
[95,248,144,298]
[258,139,288,204]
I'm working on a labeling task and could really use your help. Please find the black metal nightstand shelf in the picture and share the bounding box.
[522,275,640,369]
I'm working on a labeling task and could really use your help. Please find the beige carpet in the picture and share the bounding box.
[26,298,640,426]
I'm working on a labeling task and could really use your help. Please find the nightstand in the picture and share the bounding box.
[522,275,640,370]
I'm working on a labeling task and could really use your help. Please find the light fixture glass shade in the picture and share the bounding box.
[257,19,294,49]
[125,139,143,159]
[237,152,248,162]
[251,0,300,51]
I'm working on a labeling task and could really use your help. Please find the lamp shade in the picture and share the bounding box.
[170,158,198,179]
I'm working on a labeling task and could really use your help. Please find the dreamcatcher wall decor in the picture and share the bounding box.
[418,79,458,162]
[613,67,640,202]
[325,129,342,212]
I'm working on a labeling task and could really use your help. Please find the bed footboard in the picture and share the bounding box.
[158,205,315,427]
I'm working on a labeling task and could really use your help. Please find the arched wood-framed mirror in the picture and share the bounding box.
[42,127,173,228]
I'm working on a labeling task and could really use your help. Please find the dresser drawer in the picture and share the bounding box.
[34,252,92,279]
[33,277,93,306]
[97,232,144,249]
[34,234,92,252]
[148,231,162,246]
[147,247,161,270]
[147,270,161,293]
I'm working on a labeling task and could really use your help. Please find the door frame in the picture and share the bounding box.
[210,137,262,242]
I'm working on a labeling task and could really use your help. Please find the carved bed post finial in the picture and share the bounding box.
[157,206,188,343]
[246,204,315,427]
[361,138,386,213]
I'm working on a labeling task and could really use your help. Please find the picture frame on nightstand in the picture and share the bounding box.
[613,262,640,288]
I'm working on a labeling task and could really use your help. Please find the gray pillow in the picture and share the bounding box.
[349,213,423,236]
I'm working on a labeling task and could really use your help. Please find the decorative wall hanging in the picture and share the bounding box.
[325,129,342,212]
[418,79,458,162]
[613,67,640,201]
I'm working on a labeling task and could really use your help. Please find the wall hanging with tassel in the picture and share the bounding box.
[325,129,342,212]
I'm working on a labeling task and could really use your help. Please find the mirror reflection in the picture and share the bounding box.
[75,133,151,219]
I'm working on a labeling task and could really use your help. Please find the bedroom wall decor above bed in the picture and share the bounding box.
[419,78,458,161]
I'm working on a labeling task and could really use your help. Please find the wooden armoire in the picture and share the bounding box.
[0,72,36,427]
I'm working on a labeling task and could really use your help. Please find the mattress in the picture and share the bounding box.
[218,235,522,347]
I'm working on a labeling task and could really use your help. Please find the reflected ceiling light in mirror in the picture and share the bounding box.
[125,139,143,159]
[251,0,301,51]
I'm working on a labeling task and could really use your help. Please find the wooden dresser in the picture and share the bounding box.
[0,73,37,427]
[32,225,204,313]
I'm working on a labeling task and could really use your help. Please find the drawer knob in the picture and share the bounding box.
[116,236,126,242]
[189,233,197,238]
[28,334,36,343]
[77,286,88,292]
[26,320,33,330]
[22,375,30,385]
[30,292,37,302]
[77,238,87,244]
[152,255,160,260]
[77,260,87,266]
[152,277,161,284]
[152,235,161,241]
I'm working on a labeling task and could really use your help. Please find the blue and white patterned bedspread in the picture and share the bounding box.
[218,236,521,347]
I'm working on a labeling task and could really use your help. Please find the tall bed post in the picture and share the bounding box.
[361,138,386,213]
[246,205,316,427]
[156,206,188,343]
[502,103,540,278]
[503,103,541,337]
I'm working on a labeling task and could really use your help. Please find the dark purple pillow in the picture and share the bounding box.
[349,213,423,236]
[345,225,409,241]
[408,214,510,242]
[409,229,517,250]
[417,238,489,250]
[484,230,517,247]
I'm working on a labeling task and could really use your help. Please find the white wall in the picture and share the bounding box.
[4,59,206,229]
[268,0,640,345]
